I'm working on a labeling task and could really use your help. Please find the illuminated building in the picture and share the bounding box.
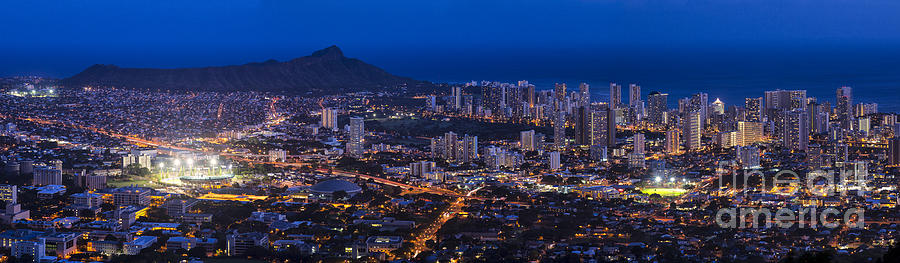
[268,149,287,162]
[347,116,365,157]
[633,133,645,154]
[837,86,854,130]
[647,91,668,127]
[590,106,615,147]
[735,146,761,169]
[665,130,680,154]
[578,82,590,107]
[321,107,338,130]
[629,84,641,107]
[716,131,739,148]
[110,187,151,206]
[554,83,567,112]
[520,130,536,151]
[574,106,591,146]
[549,151,561,170]
[409,161,436,177]
[366,236,402,253]
[122,154,151,169]
[227,232,269,256]
[779,109,809,151]
[33,166,62,186]
[889,138,900,166]
[738,121,764,146]
[609,83,622,108]
[683,111,702,150]
[553,112,566,150]
[745,97,763,122]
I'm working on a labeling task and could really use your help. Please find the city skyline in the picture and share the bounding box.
[0,1,899,262]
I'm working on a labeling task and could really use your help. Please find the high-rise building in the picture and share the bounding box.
[554,83,567,112]
[683,111,703,150]
[409,161,437,177]
[735,146,761,169]
[837,86,854,130]
[12,238,44,262]
[745,97,763,122]
[711,98,725,115]
[578,83,590,107]
[647,91,668,127]
[765,90,807,113]
[889,138,900,166]
[633,133,645,154]
[0,184,17,204]
[430,132,478,162]
[737,121,764,146]
[458,135,478,163]
[32,166,62,186]
[665,130,680,154]
[553,112,567,150]
[609,83,622,108]
[347,117,365,157]
[780,109,809,151]
[716,131,739,148]
[452,87,463,109]
[858,117,871,136]
[883,114,897,127]
[322,107,338,130]
[629,84,641,107]
[590,107,616,147]
[574,107,591,146]
[628,153,646,169]
[549,151,561,170]
[855,103,878,117]
[520,130,536,151]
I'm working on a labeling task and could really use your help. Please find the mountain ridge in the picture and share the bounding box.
[63,45,428,93]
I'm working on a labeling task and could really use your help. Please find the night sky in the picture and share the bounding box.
[3,0,900,82]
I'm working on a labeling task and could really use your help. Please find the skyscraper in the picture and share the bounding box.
[779,109,809,151]
[520,130,536,151]
[590,107,616,147]
[736,146,761,169]
[549,151,561,170]
[347,117,365,157]
[683,111,702,150]
[609,83,622,108]
[837,86,853,130]
[633,133,645,154]
[737,121,764,146]
[765,89,807,113]
[665,130,680,154]
[452,86,463,109]
[526,84,535,109]
[322,107,338,130]
[711,98,725,115]
[554,83,567,112]
[578,83,590,107]
[574,107,591,146]
[554,111,566,150]
[629,84,641,107]
[745,97,762,122]
[647,91,668,127]
[889,137,900,166]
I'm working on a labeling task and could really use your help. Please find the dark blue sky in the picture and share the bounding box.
[3,0,900,82]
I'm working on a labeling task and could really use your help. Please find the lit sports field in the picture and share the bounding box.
[641,188,688,197]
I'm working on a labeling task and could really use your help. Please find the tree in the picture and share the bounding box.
[332,190,348,200]
[187,246,207,258]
